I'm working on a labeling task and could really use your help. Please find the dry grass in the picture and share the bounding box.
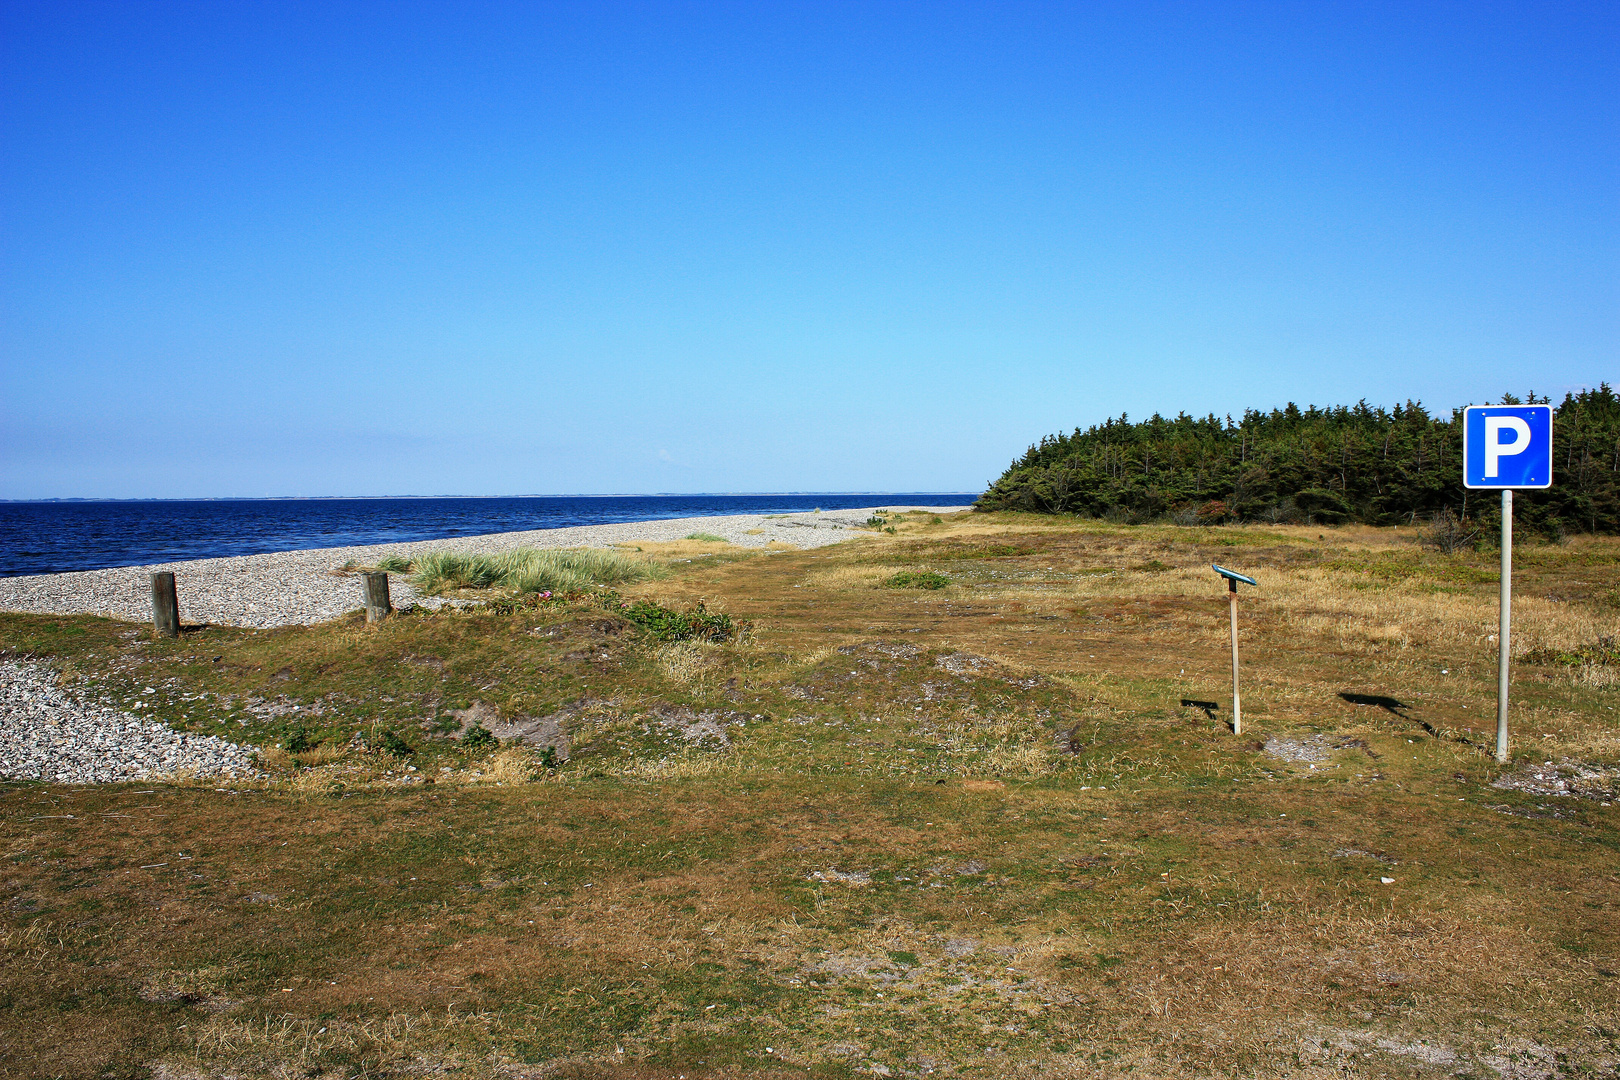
[2,515,1616,1079]
[654,639,723,687]
[468,746,548,784]
[799,564,894,590]
[613,748,741,781]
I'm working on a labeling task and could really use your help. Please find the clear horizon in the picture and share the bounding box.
[4,3,1614,500]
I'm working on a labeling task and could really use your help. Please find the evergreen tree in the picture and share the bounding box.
[974,386,1619,535]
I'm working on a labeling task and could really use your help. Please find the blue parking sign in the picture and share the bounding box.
[1463,405,1553,489]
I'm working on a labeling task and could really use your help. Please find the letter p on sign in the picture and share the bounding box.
[1464,405,1552,489]
[1484,417,1532,478]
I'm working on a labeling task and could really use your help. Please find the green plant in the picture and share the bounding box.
[375,730,413,758]
[884,571,949,590]
[537,746,559,770]
[410,547,665,596]
[682,532,729,543]
[598,592,741,642]
[281,725,314,753]
[374,555,413,573]
[1523,635,1619,667]
[865,515,887,529]
[461,723,497,750]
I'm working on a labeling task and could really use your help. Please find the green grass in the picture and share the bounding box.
[884,570,950,589]
[409,547,666,596]
[682,532,730,543]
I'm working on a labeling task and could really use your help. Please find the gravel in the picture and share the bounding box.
[0,659,260,784]
[0,505,961,630]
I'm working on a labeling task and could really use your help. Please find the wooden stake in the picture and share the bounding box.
[1228,577,1242,735]
[151,572,179,639]
[362,571,392,623]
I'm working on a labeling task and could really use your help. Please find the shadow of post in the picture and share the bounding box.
[1181,698,1237,733]
[1339,691,1483,750]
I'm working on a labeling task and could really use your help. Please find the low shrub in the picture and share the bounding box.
[885,571,949,590]
[598,591,741,642]
[461,723,497,750]
[1421,510,1480,554]
[375,730,413,758]
[281,725,314,753]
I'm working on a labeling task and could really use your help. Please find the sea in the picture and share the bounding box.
[0,494,978,578]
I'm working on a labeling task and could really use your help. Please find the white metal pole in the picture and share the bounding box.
[1497,489,1512,764]
[1228,579,1242,736]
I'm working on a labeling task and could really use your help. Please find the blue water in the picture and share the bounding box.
[0,494,977,577]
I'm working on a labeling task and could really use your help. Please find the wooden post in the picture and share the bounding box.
[151,572,179,639]
[362,571,392,623]
[1228,577,1242,735]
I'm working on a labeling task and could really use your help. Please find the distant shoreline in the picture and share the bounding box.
[1,491,980,504]
[0,493,980,578]
[0,505,965,628]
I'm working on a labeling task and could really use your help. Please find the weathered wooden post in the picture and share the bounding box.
[151,572,180,639]
[1212,565,1258,735]
[1227,577,1241,733]
[362,571,392,623]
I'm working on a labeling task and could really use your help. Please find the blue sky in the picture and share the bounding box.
[2,1,1614,498]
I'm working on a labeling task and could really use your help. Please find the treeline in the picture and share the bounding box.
[974,386,1620,536]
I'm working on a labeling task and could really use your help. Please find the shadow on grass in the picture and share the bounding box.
[1180,698,1220,721]
[1339,692,1409,717]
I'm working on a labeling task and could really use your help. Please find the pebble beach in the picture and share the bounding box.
[0,505,958,629]
[0,505,958,784]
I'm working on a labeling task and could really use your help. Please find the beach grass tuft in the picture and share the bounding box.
[409,547,665,596]
[681,532,729,543]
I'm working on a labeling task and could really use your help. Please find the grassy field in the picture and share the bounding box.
[2,512,1617,1079]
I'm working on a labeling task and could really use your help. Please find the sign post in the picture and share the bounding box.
[1212,565,1258,735]
[1463,404,1553,764]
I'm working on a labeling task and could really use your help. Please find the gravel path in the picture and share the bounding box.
[0,505,960,629]
[0,659,260,784]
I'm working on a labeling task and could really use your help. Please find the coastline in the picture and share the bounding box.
[0,505,963,629]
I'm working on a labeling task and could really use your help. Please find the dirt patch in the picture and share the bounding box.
[1263,735,1330,762]
[934,652,993,677]
[448,699,575,760]
[646,704,751,747]
[808,868,872,886]
[1491,759,1619,803]
[838,641,922,663]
